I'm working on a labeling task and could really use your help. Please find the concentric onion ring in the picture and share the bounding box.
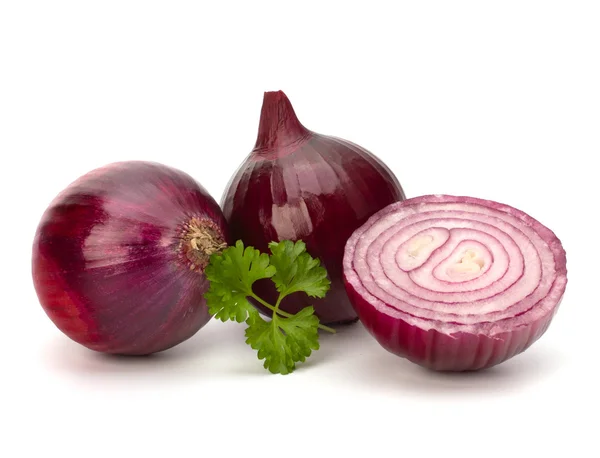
[343,195,567,371]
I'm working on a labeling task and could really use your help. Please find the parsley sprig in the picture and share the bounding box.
[204,239,335,374]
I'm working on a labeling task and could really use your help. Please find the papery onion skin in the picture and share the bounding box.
[343,195,567,371]
[32,161,229,355]
[222,91,405,325]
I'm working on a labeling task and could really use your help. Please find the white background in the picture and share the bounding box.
[1,1,598,457]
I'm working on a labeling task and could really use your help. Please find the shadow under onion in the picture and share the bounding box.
[336,325,565,396]
[42,320,262,380]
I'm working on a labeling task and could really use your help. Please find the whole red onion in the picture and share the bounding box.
[32,161,229,355]
[343,195,568,371]
[222,91,405,325]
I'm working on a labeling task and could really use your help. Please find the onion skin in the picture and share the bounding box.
[343,195,567,371]
[222,91,405,325]
[32,161,229,355]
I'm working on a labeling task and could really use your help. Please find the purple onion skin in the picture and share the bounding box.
[344,280,561,371]
[32,161,229,355]
[222,91,405,325]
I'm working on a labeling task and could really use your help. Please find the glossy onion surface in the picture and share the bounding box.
[32,161,229,355]
[222,91,405,325]
[343,195,567,371]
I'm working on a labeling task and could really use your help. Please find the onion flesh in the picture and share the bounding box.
[343,195,567,371]
[32,161,229,355]
[222,91,405,325]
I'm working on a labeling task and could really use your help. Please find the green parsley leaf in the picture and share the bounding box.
[204,240,275,323]
[278,306,320,362]
[268,240,331,298]
[245,307,319,375]
[245,314,293,375]
[203,239,334,375]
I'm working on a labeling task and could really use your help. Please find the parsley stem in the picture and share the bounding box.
[250,293,336,334]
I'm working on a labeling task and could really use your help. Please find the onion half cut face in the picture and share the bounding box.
[343,195,567,371]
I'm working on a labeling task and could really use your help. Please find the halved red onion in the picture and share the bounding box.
[343,195,567,371]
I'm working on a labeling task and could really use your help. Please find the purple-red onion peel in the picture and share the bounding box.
[222,90,405,325]
[32,161,229,355]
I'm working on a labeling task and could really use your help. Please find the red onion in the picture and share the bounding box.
[32,161,229,355]
[222,91,405,325]
[343,195,567,371]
